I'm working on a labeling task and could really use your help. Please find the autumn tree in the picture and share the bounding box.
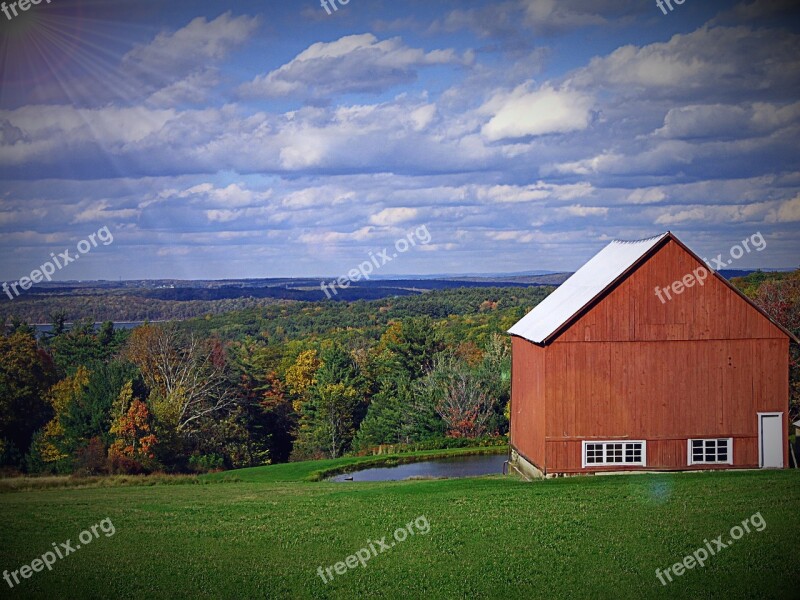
[285,349,319,412]
[750,270,800,420]
[123,324,237,435]
[0,330,58,467]
[292,345,364,459]
[473,334,511,434]
[420,352,497,438]
[61,361,144,449]
[27,366,90,473]
[377,317,443,381]
[228,341,289,464]
[108,382,158,472]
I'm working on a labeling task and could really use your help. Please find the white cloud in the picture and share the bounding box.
[481,84,594,141]
[181,183,273,208]
[204,207,272,223]
[298,227,375,244]
[147,70,221,107]
[562,204,608,217]
[282,187,355,209]
[627,188,667,204]
[655,102,800,140]
[0,105,177,165]
[123,12,260,76]
[370,207,419,226]
[240,34,465,100]
[434,0,644,38]
[0,208,47,225]
[771,194,800,222]
[655,202,772,225]
[72,201,139,224]
[475,182,593,203]
[569,26,800,101]
[545,140,695,176]
[486,230,537,243]
[521,0,642,32]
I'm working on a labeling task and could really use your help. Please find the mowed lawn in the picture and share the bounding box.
[0,454,798,599]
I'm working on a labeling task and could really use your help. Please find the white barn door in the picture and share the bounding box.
[758,413,783,469]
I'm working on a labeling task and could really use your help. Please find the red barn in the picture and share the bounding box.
[508,232,797,478]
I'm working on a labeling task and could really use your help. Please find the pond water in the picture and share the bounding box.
[328,453,508,482]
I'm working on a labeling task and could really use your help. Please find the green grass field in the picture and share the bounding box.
[1,449,798,599]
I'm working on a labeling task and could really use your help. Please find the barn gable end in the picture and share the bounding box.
[556,236,792,344]
[508,232,794,477]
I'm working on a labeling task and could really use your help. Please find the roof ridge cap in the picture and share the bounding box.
[610,232,669,245]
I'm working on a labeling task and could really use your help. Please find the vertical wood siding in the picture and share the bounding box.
[511,239,791,473]
[510,336,546,469]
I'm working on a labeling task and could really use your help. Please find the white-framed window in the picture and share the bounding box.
[581,440,646,468]
[687,438,733,465]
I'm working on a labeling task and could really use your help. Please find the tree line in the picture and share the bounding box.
[0,287,544,474]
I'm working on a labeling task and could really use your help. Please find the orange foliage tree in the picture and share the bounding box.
[108,383,157,461]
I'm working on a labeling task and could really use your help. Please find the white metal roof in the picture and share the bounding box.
[508,233,669,344]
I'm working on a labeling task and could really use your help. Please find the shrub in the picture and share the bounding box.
[73,437,109,476]
[108,453,146,475]
[188,454,225,473]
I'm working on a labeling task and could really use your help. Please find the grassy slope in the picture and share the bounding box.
[0,455,798,599]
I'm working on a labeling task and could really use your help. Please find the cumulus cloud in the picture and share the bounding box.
[474,182,594,203]
[72,202,140,224]
[204,206,273,223]
[0,97,491,178]
[570,26,800,102]
[240,34,466,100]
[0,105,178,166]
[123,12,260,77]
[562,204,609,217]
[298,227,375,244]
[146,70,222,107]
[177,183,273,208]
[433,0,645,39]
[486,230,538,243]
[480,84,595,141]
[281,187,355,209]
[627,188,667,204]
[521,0,643,33]
[770,194,800,222]
[370,207,419,226]
[655,202,772,226]
[655,102,800,140]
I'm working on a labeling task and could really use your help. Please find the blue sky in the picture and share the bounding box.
[0,0,799,280]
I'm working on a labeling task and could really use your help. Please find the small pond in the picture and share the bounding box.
[328,453,508,482]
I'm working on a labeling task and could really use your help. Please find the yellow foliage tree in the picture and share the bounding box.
[34,366,90,464]
[285,349,319,412]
